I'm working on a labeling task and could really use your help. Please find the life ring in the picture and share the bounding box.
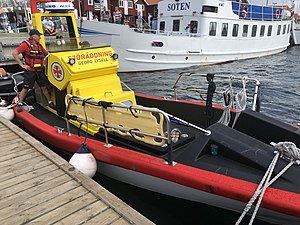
[275,9,281,19]
[241,5,248,18]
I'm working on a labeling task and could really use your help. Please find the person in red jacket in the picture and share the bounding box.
[12,29,54,112]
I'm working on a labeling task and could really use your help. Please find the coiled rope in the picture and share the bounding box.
[218,76,234,126]
[232,76,247,127]
[236,142,300,225]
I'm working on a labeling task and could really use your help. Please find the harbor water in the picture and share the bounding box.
[92,46,300,225]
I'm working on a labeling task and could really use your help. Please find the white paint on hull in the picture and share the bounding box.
[78,0,291,72]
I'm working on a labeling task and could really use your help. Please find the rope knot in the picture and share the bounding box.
[273,141,300,163]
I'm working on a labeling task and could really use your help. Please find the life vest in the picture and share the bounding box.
[22,39,46,70]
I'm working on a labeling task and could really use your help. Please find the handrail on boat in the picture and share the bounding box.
[172,72,261,112]
[64,95,211,165]
[231,1,290,21]
[64,95,205,165]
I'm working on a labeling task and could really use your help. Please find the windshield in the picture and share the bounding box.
[42,15,112,52]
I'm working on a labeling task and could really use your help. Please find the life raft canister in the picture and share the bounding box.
[241,5,248,18]
[22,40,46,69]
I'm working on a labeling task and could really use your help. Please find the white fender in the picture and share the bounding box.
[69,143,97,178]
[0,99,14,121]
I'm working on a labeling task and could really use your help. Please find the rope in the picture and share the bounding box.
[218,76,234,126]
[236,142,300,225]
[232,76,247,127]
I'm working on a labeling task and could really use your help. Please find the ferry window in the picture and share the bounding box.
[202,6,218,13]
[260,25,265,37]
[209,22,217,36]
[190,21,198,33]
[242,25,248,37]
[267,25,272,36]
[251,25,257,37]
[221,23,228,37]
[277,25,281,35]
[232,24,239,37]
[159,21,165,32]
[283,24,286,34]
[287,24,290,33]
[172,20,180,32]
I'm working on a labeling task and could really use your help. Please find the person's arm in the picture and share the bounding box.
[12,49,30,71]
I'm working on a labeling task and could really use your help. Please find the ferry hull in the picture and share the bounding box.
[78,19,290,72]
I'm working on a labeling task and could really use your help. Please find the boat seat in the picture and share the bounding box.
[68,74,136,105]
[234,109,300,146]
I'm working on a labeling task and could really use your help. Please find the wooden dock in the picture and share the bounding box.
[0,116,154,225]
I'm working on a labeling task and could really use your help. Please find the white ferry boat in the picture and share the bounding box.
[78,0,292,72]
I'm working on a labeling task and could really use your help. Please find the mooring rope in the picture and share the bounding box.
[232,76,247,127]
[235,142,300,225]
[218,76,234,126]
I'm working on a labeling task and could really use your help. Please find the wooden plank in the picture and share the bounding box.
[0,164,59,190]
[0,144,35,158]
[84,208,121,224]
[0,180,82,220]
[0,141,32,155]
[21,188,97,224]
[0,169,65,200]
[0,157,50,181]
[55,200,109,224]
[0,148,38,163]
[0,131,19,140]
[0,151,42,169]
[0,117,154,225]
[111,217,131,225]
[0,139,27,149]
[0,174,73,209]
[1,186,90,225]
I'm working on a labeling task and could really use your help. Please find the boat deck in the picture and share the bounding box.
[0,116,153,225]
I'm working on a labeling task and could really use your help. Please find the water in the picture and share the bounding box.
[92,46,300,225]
[119,45,300,125]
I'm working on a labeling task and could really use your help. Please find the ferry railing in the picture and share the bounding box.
[172,73,261,112]
[232,1,289,21]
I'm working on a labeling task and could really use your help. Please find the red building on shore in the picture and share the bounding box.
[73,0,157,27]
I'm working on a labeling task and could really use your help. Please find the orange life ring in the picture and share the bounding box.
[241,5,248,18]
[275,9,281,19]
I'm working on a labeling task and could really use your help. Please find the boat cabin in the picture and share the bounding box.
[31,1,136,117]
[156,0,291,37]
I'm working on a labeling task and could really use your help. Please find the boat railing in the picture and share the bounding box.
[172,73,261,112]
[231,2,291,21]
[65,95,211,165]
[130,27,203,37]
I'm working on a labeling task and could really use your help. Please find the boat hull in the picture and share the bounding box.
[78,19,290,72]
[99,161,300,225]
[13,99,300,225]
